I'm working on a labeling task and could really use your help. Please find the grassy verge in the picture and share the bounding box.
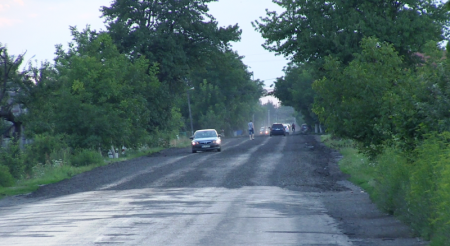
[321,134,450,245]
[0,164,99,198]
[0,137,192,199]
[321,135,376,194]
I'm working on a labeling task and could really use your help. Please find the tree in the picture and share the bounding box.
[404,41,450,138]
[101,0,241,94]
[0,45,30,143]
[254,0,449,68]
[273,64,318,127]
[188,50,264,133]
[25,27,162,149]
[312,37,407,156]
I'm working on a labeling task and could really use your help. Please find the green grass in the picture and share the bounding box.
[0,145,170,199]
[170,137,192,148]
[0,163,99,198]
[321,135,376,194]
[321,134,450,245]
[338,147,376,193]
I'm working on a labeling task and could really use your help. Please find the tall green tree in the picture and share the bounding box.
[26,28,162,149]
[312,37,408,156]
[254,0,448,68]
[312,37,450,156]
[0,45,31,142]
[254,0,448,136]
[101,0,241,94]
[404,41,450,137]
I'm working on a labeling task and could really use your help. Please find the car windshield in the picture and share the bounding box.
[272,124,283,129]
[194,131,217,138]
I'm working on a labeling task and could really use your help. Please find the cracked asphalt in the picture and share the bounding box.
[0,133,426,246]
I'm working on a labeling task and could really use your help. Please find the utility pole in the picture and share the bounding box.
[187,88,194,136]
[184,78,194,136]
[276,108,278,122]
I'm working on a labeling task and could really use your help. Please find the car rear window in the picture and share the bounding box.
[272,124,283,128]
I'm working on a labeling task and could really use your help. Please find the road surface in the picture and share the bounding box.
[0,134,426,246]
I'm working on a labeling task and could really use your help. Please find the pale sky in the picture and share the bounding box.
[0,0,288,92]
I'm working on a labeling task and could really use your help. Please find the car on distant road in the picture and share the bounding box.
[260,126,269,135]
[270,123,286,136]
[190,129,222,153]
[300,124,309,134]
[283,124,290,135]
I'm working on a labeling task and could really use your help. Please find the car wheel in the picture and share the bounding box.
[217,148,221,152]
[192,149,196,153]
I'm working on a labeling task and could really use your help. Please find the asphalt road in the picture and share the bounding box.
[0,133,427,246]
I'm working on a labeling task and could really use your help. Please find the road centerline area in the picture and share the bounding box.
[0,187,352,246]
[0,134,427,246]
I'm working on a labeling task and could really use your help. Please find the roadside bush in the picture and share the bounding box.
[321,135,356,149]
[24,134,68,172]
[146,131,175,148]
[431,156,450,246]
[407,132,450,241]
[0,139,24,179]
[0,165,15,187]
[48,147,71,166]
[322,133,450,245]
[170,136,191,148]
[70,149,103,167]
[374,148,410,216]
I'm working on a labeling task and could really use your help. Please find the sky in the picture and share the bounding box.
[0,0,288,95]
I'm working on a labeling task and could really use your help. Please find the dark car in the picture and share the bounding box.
[190,129,222,153]
[300,124,309,134]
[270,123,286,136]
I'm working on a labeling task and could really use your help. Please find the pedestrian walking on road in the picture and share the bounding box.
[248,120,254,140]
[292,123,296,133]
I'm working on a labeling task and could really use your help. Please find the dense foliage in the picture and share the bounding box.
[316,35,450,246]
[189,50,264,133]
[0,1,264,186]
[0,45,29,141]
[254,0,449,134]
[373,132,450,245]
[255,0,450,244]
[313,37,408,156]
[101,0,241,94]
[254,0,448,67]
[24,28,162,149]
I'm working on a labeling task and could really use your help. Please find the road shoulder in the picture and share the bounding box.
[312,135,427,246]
